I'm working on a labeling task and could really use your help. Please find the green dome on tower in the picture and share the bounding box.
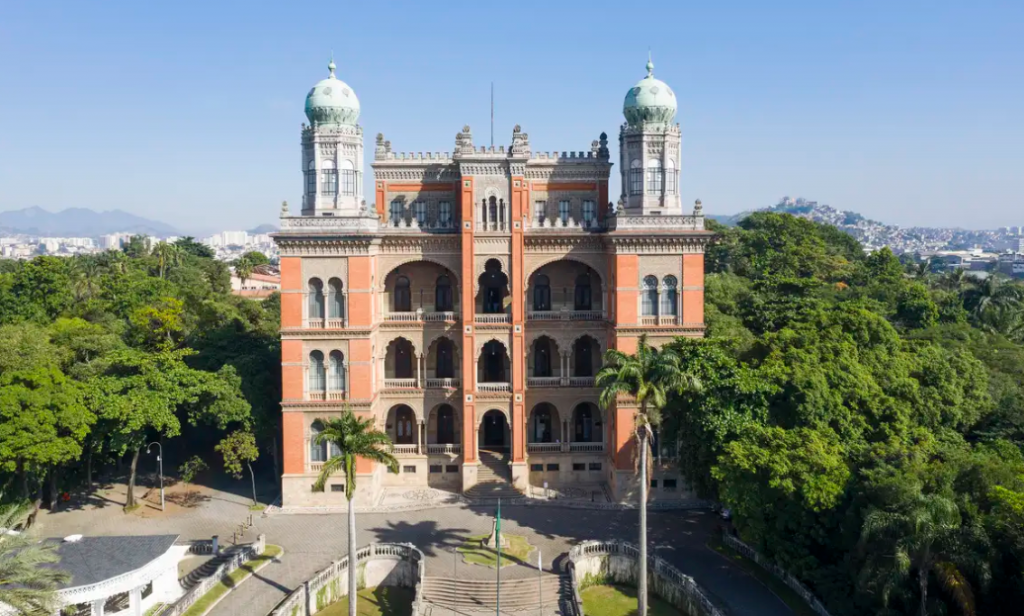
[623,57,677,126]
[304,59,361,127]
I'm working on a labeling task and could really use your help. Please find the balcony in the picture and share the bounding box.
[477,382,511,393]
[304,318,349,329]
[527,377,561,388]
[475,314,510,325]
[307,389,346,401]
[425,377,460,389]
[641,315,680,326]
[567,376,595,387]
[383,378,418,389]
[527,310,603,322]
[384,310,458,323]
[309,461,324,472]
[425,443,462,455]
[526,442,606,454]
[393,444,419,456]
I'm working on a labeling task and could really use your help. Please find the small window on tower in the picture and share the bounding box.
[438,202,452,225]
[414,202,426,225]
[390,201,403,226]
[321,161,338,196]
[582,200,596,225]
[534,201,547,224]
[340,160,356,196]
[559,200,570,224]
[629,159,643,196]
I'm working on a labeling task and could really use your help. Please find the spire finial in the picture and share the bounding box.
[646,51,654,77]
[328,52,336,78]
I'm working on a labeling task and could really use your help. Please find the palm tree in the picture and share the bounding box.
[938,268,968,292]
[313,409,398,616]
[961,275,1024,332]
[860,493,989,616]
[595,337,699,616]
[152,242,182,279]
[0,502,70,614]
[233,255,255,291]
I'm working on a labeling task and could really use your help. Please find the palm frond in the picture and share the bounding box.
[933,561,976,616]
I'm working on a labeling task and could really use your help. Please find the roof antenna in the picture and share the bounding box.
[490,82,494,148]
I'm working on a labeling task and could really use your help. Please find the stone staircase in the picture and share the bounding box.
[464,450,522,501]
[421,574,569,615]
[178,549,237,591]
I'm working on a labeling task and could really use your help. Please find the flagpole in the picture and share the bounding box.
[496,497,501,616]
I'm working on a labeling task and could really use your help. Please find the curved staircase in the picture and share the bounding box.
[178,549,237,590]
[422,573,570,616]
[464,450,522,501]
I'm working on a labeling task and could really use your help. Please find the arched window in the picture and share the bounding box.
[488,197,499,226]
[308,278,325,320]
[480,260,507,314]
[310,420,327,463]
[574,273,592,311]
[530,404,555,443]
[480,340,507,382]
[308,351,326,393]
[329,351,345,392]
[642,275,659,316]
[435,338,454,379]
[393,339,414,379]
[328,278,344,320]
[665,159,677,194]
[320,160,338,196]
[574,337,594,377]
[533,338,553,377]
[436,405,456,444]
[629,159,643,195]
[435,275,453,312]
[646,159,664,194]
[394,275,412,312]
[533,274,551,311]
[339,159,356,196]
[305,160,317,196]
[573,404,595,443]
[661,276,678,316]
[394,405,415,445]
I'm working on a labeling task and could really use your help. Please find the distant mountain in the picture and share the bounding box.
[247,224,278,234]
[714,198,1023,254]
[0,206,179,237]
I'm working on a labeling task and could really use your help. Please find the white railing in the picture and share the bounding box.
[159,537,266,616]
[527,310,603,321]
[327,390,346,400]
[393,444,419,456]
[385,312,420,322]
[527,442,562,453]
[383,378,418,389]
[640,315,681,326]
[269,543,425,616]
[527,376,561,388]
[477,382,511,393]
[567,376,595,387]
[424,311,457,322]
[306,318,325,328]
[425,378,459,389]
[528,215,605,232]
[309,462,324,473]
[641,316,658,326]
[426,444,461,455]
[475,314,510,324]
[570,442,605,453]
[307,391,327,401]
[566,540,723,616]
[326,318,346,328]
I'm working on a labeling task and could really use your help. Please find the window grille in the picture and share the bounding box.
[340,169,355,195]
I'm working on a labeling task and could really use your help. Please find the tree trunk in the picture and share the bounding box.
[248,462,258,505]
[86,445,93,492]
[48,468,60,511]
[919,568,928,616]
[638,429,648,616]
[348,493,358,616]
[126,447,141,509]
[271,436,282,480]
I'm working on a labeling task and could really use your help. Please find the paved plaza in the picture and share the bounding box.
[37,487,793,616]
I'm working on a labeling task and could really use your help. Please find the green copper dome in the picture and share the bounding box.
[304,59,360,127]
[623,58,677,126]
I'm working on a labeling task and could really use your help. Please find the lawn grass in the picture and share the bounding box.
[180,544,283,616]
[580,584,681,616]
[706,537,819,616]
[249,503,267,511]
[456,533,534,568]
[317,586,414,616]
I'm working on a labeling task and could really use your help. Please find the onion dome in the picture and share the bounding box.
[622,57,677,126]
[304,59,360,126]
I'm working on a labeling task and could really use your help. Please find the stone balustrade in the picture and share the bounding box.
[526,310,603,321]
[425,443,461,455]
[269,543,425,616]
[425,377,459,389]
[477,382,511,393]
[474,314,510,324]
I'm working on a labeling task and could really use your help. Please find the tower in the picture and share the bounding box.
[618,57,681,215]
[302,59,365,216]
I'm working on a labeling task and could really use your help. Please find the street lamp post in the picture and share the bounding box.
[147,442,164,511]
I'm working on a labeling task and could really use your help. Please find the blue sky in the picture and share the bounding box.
[0,1,1021,234]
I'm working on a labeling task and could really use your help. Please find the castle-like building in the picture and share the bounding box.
[274,58,710,507]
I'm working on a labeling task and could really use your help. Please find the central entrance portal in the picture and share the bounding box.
[479,409,509,451]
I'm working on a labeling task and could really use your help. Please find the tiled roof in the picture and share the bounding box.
[48,535,179,588]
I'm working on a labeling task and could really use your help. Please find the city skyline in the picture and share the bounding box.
[1,1,1022,231]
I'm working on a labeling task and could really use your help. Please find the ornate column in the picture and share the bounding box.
[560,351,570,386]
[417,353,425,388]
[342,291,348,327]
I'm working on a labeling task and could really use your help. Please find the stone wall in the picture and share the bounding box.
[269,543,425,616]
[566,540,722,616]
